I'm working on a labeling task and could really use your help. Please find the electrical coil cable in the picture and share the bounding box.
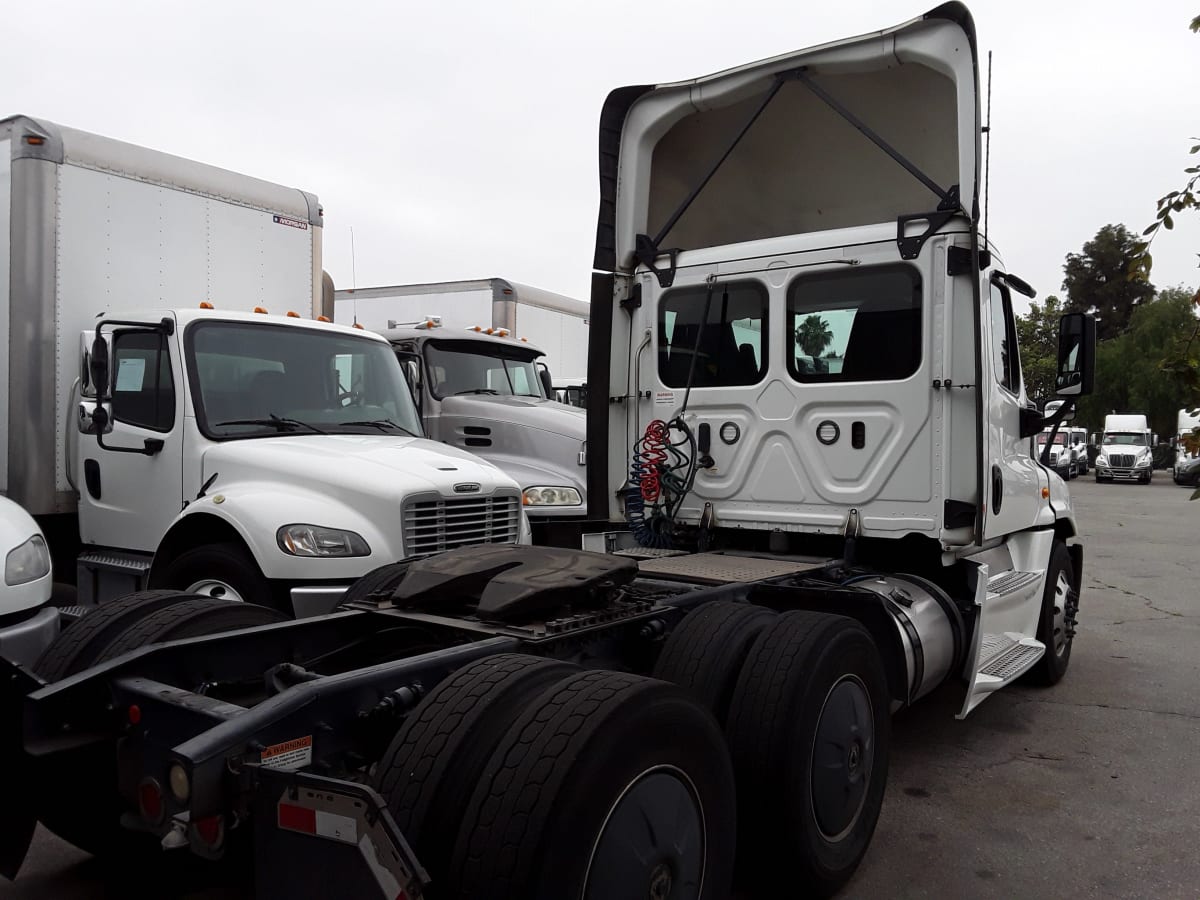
[624,279,718,549]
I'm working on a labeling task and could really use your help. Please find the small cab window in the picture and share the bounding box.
[786,267,921,383]
[658,281,767,388]
[111,330,175,431]
[989,281,1022,393]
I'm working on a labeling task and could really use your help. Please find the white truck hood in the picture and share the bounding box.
[439,395,586,440]
[0,496,53,617]
[202,434,520,498]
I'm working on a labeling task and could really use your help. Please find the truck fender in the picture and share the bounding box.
[152,480,406,582]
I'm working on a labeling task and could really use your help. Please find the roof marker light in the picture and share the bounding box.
[472,326,482,332]
[353,323,364,329]
[485,328,495,334]
[199,301,214,309]
[317,315,331,322]
[287,311,300,318]
[253,306,269,314]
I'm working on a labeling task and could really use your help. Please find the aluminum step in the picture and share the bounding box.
[972,632,1045,693]
[634,552,826,584]
[986,569,1041,598]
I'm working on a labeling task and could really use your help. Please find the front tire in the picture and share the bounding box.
[1025,542,1077,686]
[155,542,276,611]
[726,611,890,898]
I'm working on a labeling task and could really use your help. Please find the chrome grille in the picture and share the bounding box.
[1109,453,1134,468]
[403,494,521,555]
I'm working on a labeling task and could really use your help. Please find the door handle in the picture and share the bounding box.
[991,464,1003,515]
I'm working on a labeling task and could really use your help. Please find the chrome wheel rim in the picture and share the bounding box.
[185,579,245,603]
[1051,570,1072,657]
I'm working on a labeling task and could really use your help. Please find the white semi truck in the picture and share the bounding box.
[0,497,55,666]
[0,115,528,628]
[1,7,1097,898]
[1172,407,1200,486]
[379,319,589,541]
[333,278,590,379]
[1094,413,1153,483]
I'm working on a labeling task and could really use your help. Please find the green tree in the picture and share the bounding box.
[795,315,833,358]
[1015,294,1063,404]
[1062,224,1156,340]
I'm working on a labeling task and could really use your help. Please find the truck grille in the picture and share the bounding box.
[1109,453,1134,468]
[403,494,521,554]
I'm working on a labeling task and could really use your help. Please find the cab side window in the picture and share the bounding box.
[989,281,1023,394]
[111,330,175,431]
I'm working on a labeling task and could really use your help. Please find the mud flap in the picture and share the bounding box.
[0,658,44,880]
[253,767,428,900]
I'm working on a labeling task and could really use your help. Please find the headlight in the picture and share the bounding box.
[277,525,370,557]
[5,534,50,586]
[522,486,583,506]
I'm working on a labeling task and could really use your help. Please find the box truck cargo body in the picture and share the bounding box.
[0,116,527,633]
[333,278,589,379]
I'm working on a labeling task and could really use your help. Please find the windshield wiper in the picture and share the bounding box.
[339,419,420,437]
[455,388,500,395]
[213,415,328,434]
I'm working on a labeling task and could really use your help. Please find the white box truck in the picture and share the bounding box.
[333,278,589,379]
[0,115,528,633]
[1094,413,1153,483]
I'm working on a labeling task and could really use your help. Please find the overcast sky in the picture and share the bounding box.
[7,0,1199,315]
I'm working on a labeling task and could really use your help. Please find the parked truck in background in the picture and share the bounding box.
[0,7,1098,898]
[0,497,55,666]
[333,278,590,379]
[1094,413,1153,483]
[378,319,588,543]
[0,115,528,628]
[1173,407,1200,486]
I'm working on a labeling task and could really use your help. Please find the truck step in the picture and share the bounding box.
[76,550,153,606]
[973,631,1045,689]
[986,569,1041,598]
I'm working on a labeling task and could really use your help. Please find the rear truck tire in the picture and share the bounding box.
[372,654,579,886]
[336,560,412,609]
[726,610,890,899]
[31,596,284,859]
[154,542,276,611]
[652,600,777,723]
[33,589,201,681]
[1024,542,1077,687]
[447,670,736,900]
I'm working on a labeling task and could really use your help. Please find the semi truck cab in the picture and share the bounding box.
[381,320,588,533]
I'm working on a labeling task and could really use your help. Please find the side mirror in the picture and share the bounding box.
[1055,313,1095,396]
[538,366,554,400]
[1090,432,1098,446]
[90,334,111,401]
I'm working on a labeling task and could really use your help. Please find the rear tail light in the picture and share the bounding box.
[138,779,164,824]
[193,814,225,850]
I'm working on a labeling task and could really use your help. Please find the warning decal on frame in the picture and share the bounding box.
[654,391,675,405]
[260,735,313,770]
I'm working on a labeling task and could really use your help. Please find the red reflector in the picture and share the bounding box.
[138,782,162,821]
[278,802,316,834]
[195,814,223,846]
[128,704,142,725]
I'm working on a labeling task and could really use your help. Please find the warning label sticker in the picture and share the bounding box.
[654,391,675,405]
[273,214,309,230]
[261,735,313,770]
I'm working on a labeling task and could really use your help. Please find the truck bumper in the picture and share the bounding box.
[0,606,60,668]
[1096,466,1149,481]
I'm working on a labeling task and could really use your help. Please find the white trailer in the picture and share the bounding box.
[0,115,528,640]
[332,278,589,380]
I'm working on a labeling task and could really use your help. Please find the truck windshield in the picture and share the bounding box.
[424,340,545,399]
[1103,433,1146,446]
[187,321,424,439]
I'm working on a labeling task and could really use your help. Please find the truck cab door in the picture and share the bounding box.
[76,323,185,552]
[981,278,1043,540]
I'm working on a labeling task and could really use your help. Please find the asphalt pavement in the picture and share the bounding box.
[7,474,1198,899]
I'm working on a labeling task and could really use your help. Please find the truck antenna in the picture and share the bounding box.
[982,51,993,250]
[350,225,359,324]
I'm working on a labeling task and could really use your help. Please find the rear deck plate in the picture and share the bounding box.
[635,552,826,584]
